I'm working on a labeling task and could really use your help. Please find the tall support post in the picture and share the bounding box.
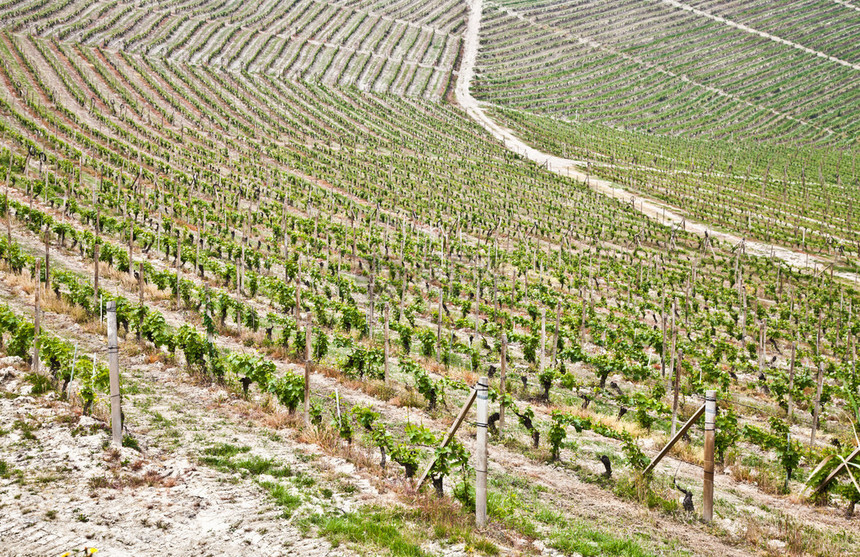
[499,333,507,435]
[580,288,588,341]
[175,233,182,308]
[304,322,312,426]
[787,339,796,420]
[238,234,245,297]
[93,243,100,313]
[476,376,489,527]
[703,390,716,523]
[551,303,560,366]
[107,301,122,446]
[811,310,824,445]
[368,273,375,339]
[33,260,40,374]
[196,219,202,277]
[539,307,546,374]
[436,289,443,362]
[128,218,134,277]
[137,262,145,341]
[670,349,682,437]
[5,148,12,243]
[284,230,290,284]
[383,303,390,384]
[660,288,667,378]
[44,227,50,293]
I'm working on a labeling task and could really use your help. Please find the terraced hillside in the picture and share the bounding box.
[474,0,860,143]
[0,0,858,556]
[0,0,465,97]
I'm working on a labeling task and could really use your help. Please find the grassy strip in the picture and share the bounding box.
[488,473,679,557]
[309,509,428,557]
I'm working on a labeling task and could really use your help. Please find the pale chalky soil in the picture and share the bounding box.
[0,362,353,557]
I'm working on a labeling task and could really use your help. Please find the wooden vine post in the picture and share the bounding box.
[811,310,824,445]
[238,231,245,297]
[33,260,40,374]
[436,288,443,363]
[93,243,100,313]
[476,376,489,527]
[383,303,390,384]
[295,273,301,322]
[128,218,134,277]
[417,383,479,489]
[551,304,560,366]
[670,349,682,437]
[368,273,375,339]
[175,231,184,301]
[703,390,716,523]
[499,333,507,435]
[660,288,667,377]
[304,321,312,427]
[787,339,796,420]
[5,147,11,243]
[107,301,122,447]
[539,307,546,374]
[43,226,50,293]
[137,262,145,341]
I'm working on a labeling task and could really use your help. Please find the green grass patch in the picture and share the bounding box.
[25,373,54,395]
[550,522,655,557]
[203,443,251,458]
[13,419,37,440]
[309,509,428,557]
[258,480,302,518]
[199,446,293,478]
[122,434,140,451]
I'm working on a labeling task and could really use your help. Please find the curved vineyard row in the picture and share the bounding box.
[474,0,859,143]
[0,0,465,99]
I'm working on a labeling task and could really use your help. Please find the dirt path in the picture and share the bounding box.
[455,0,859,285]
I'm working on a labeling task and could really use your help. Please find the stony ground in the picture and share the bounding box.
[0,355,366,556]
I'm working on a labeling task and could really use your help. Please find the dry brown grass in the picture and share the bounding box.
[103,265,140,291]
[82,318,107,335]
[447,367,478,386]
[730,464,784,495]
[404,491,469,529]
[743,517,764,548]
[6,268,35,294]
[390,388,424,409]
[260,410,301,430]
[564,404,647,437]
[667,439,704,467]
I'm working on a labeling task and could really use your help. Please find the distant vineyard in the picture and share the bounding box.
[474,0,860,143]
[0,0,465,98]
[681,0,860,64]
[490,107,860,264]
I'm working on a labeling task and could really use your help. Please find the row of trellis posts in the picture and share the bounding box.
[31,263,717,526]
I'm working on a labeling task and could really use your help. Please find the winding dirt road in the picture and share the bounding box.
[454,0,859,284]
